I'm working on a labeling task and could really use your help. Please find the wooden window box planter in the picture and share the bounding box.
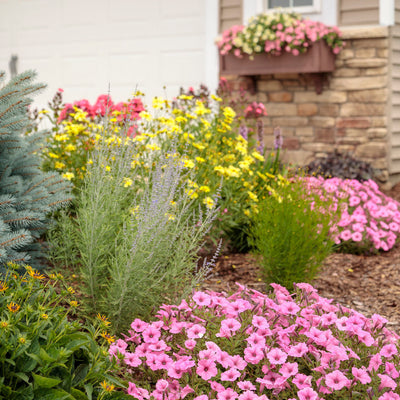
[219,40,335,94]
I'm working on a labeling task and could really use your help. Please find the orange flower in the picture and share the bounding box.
[100,381,115,392]
[0,281,8,292]
[100,332,115,344]
[7,302,20,313]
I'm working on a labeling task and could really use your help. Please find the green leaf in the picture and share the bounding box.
[84,383,93,400]
[25,352,42,366]
[12,387,33,399]
[39,348,57,363]
[12,384,34,400]
[17,352,37,372]
[32,388,74,400]
[65,339,89,352]
[70,388,88,400]
[32,373,62,389]
[11,372,30,383]
[71,364,88,386]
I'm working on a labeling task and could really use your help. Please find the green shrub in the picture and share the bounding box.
[49,130,218,333]
[249,177,338,289]
[0,263,128,399]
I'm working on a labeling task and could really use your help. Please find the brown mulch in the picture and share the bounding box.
[201,182,400,335]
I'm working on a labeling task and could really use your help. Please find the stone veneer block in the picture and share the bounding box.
[297,103,318,116]
[347,88,388,102]
[330,76,387,91]
[367,128,387,138]
[268,92,293,102]
[294,91,347,103]
[319,104,339,117]
[340,103,386,117]
[296,126,314,136]
[310,116,336,128]
[315,128,335,143]
[340,26,389,39]
[336,118,371,128]
[355,48,376,58]
[355,143,387,158]
[303,143,335,152]
[346,58,387,68]
[282,137,300,150]
[266,103,297,116]
[257,80,283,91]
[272,117,308,126]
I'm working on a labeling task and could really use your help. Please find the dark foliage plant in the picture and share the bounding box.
[306,150,378,182]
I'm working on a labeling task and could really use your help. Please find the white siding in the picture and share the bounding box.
[0,0,219,107]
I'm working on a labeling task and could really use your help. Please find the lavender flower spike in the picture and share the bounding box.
[239,124,248,141]
[274,127,283,150]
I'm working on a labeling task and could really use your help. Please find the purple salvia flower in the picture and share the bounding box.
[274,127,283,150]
[239,125,248,141]
[256,119,264,154]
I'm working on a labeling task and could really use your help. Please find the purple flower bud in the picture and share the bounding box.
[239,125,248,140]
[274,127,283,150]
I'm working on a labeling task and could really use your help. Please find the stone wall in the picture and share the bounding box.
[222,26,391,184]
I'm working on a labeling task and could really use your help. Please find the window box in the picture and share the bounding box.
[219,40,335,93]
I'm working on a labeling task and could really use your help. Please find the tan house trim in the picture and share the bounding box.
[338,0,380,27]
[219,0,243,32]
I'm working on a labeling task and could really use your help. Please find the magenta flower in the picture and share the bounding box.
[217,388,239,400]
[221,318,241,332]
[378,373,397,391]
[186,324,206,339]
[142,326,161,343]
[280,362,298,378]
[325,370,350,391]
[221,368,241,381]
[351,366,371,384]
[244,346,264,364]
[196,359,218,380]
[131,318,148,332]
[267,348,288,365]
[155,379,168,392]
[297,387,319,400]
[192,291,211,307]
[380,343,398,358]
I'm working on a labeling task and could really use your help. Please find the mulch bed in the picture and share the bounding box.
[201,181,400,335]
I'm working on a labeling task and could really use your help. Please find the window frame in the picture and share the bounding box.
[263,0,321,15]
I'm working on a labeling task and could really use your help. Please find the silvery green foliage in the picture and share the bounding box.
[0,71,72,270]
[72,130,218,332]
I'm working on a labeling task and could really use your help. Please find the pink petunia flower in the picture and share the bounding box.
[325,370,350,391]
[297,387,319,400]
[267,348,287,365]
[196,359,218,380]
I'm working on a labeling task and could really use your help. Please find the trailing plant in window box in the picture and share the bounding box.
[217,11,344,59]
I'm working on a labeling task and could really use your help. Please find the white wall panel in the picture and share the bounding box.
[0,0,219,109]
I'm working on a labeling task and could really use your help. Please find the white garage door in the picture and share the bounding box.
[0,0,219,108]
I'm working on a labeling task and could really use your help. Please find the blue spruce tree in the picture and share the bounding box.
[0,70,72,270]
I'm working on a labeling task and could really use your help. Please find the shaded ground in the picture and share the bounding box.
[201,182,400,334]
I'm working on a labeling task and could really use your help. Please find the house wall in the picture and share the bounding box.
[390,0,400,178]
[221,26,391,183]
[338,0,380,26]
[220,0,242,32]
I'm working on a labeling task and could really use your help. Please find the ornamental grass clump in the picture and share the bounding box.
[250,176,338,290]
[111,283,400,400]
[305,177,400,253]
[217,11,344,58]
